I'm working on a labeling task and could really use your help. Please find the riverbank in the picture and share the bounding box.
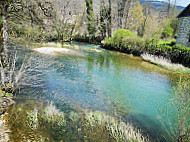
[99,29,190,74]
[141,53,190,75]
[8,36,190,75]
[0,90,15,115]
[30,39,190,75]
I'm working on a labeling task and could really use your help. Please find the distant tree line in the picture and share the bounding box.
[0,0,182,45]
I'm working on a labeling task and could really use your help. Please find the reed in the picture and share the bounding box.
[85,111,148,142]
[141,53,190,74]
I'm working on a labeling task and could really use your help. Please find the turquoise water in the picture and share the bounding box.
[2,42,189,141]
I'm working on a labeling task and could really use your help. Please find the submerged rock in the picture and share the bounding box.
[33,47,70,55]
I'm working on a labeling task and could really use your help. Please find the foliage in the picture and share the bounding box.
[26,109,38,129]
[171,78,190,141]
[85,111,148,142]
[41,102,66,127]
[161,24,174,39]
[103,31,190,68]
[163,78,190,142]
[141,53,190,74]
[113,29,132,40]
[131,1,145,32]
[158,40,176,45]
[104,29,144,55]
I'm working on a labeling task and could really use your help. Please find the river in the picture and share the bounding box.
[1,42,189,142]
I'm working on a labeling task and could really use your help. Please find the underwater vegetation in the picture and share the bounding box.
[85,111,148,142]
[2,101,147,142]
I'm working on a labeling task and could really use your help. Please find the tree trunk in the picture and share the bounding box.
[118,0,127,29]
[167,0,171,17]
[107,0,112,37]
[85,0,95,41]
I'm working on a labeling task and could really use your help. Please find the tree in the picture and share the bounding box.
[167,0,171,17]
[0,0,55,90]
[99,0,112,38]
[85,0,95,41]
[107,0,112,37]
[117,0,127,29]
[100,0,107,37]
[130,1,145,33]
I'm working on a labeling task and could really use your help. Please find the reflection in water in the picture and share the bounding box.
[1,42,190,141]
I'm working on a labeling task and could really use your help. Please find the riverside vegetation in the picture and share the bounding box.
[102,29,190,74]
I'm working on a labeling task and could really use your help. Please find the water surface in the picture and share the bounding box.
[1,42,189,141]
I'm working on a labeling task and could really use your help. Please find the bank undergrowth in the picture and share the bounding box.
[102,29,190,70]
[23,102,148,142]
[141,53,190,75]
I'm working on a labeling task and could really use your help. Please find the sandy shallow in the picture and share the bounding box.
[33,47,70,55]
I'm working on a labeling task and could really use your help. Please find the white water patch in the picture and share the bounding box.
[33,47,70,55]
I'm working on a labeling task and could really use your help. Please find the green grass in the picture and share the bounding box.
[0,89,12,98]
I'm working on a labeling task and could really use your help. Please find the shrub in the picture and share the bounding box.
[102,29,190,68]
[161,24,174,39]
[113,29,132,41]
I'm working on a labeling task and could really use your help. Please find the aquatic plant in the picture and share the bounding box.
[160,78,190,142]
[85,111,148,142]
[141,53,190,74]
[26,108,38,129]
[69,111,80,122]
[41,102,66,127]
[169,78,190,142]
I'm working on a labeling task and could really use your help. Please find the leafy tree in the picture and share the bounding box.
[161,24,174,39]
[130,1,145,33]
[113,29,132,41]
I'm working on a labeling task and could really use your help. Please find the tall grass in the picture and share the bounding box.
[161,78,190,142]
[85,111,148,142]
[102,29,190,68]
[141,53,190,74]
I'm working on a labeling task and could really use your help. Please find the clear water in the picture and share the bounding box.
[1,42,189,141]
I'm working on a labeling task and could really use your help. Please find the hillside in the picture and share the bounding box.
[139,0,185,9]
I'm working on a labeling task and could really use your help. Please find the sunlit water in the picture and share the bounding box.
[1,42,189,141]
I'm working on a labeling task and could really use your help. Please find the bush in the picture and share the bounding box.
[161,24,174,39]
[104,29,143,52]
[113,29,132,41]
[102,29,190,68]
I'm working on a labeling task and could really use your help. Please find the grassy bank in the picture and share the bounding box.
[102,29,190,72]
[141,53,190,75]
